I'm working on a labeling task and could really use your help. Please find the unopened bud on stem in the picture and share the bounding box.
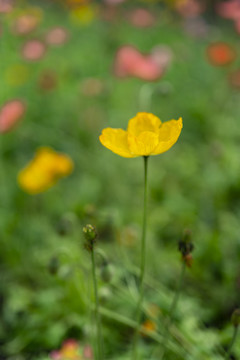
[83,224,98,252]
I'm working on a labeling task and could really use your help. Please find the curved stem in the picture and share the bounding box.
[132,156,149,360]
[226,326,238,360]
[91,249,103,360]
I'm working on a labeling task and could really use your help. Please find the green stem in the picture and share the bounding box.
[99,306,190,357]
[91,248,103,360]
[132,156,149,360]
[226,326,238,360]
[160,261,186,360]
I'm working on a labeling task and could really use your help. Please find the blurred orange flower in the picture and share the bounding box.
[141,319,157,336]
[18,147,74,194]
[99,112,182,158]
[206,42,236,66]
[12,7,43,35]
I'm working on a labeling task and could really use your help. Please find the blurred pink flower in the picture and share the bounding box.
[103,0,125,5]
[150,45,173,69]
[0,0,14,13]
[127,8,156,28]
[175,0,204,18]
[21,39,46,61]
[217,0,240,20]
[45,27,69,46]
[0,99,26,133]
[50,339,93,360]
[114,45,164,81]
[83,345,93,359]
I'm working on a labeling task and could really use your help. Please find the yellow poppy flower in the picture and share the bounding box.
[99,112,182,157]
[18,147,74,194]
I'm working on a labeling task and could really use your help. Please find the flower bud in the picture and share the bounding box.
[178,229,194,257]
[231,308,240,327]
[83,224,97,251]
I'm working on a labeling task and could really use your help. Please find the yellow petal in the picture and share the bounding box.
[152,117,183,155]
[99,128,135,158]
[127,112,161,137]
[128,131,159,156]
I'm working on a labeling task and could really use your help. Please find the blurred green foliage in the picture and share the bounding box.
[1,1,240,359]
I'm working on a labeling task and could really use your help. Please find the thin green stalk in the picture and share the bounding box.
[91,248,103,360]
[132,155,149,360]
[160,261,186,360]
[226,326,238,360]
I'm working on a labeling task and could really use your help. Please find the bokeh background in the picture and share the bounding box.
[1,0,240,359]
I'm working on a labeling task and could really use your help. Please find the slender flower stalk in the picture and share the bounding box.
[132,155,149,360]
[91,247,103,360]
[83,225,103,360]
[226,326,238,360]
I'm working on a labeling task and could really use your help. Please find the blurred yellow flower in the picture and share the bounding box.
[18,147,74,194]
[5,64,29,86]
[99,112,182,158]
[69,4,97,25]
